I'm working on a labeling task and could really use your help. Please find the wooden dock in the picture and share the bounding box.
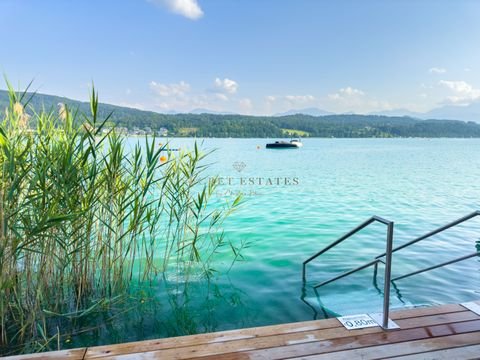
[7,301,480,359]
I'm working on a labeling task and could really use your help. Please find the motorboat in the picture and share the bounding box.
[266,139,303,149]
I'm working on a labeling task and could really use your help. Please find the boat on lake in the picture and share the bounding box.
[266,139,303,149]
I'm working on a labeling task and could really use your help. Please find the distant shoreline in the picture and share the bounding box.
[126,136,480,139]
[3,90,480,139]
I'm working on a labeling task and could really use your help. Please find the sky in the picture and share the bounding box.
[1,0,480,115]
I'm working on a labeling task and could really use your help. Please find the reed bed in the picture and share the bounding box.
[0,82,242,355]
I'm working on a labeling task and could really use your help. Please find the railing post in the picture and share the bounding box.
[382,221,394,329]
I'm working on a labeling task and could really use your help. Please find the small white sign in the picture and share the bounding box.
[337,314,379,330]
[462,301,480,315]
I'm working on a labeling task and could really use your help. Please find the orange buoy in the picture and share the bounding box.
[160,155,167,163]
[256,145,260,149]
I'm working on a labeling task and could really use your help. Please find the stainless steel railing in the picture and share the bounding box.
[302,211,480,331]
[302,216,395,329]
[376,210,480,282]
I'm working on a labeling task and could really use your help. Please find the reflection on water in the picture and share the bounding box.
[161,277,255,337]
[300,285,336,320]
[61,275,256,350]
[300,264,409,320]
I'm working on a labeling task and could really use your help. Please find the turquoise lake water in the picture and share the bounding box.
[75,138,480,347]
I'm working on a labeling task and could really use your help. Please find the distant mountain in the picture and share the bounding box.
[278,102,480,123]
[0,89,145,117]
[370,109,423,118]
[2,89,480,138]
[422,103,480,122]
[189,108,237,115]
[275,107,334,117]
[371,102,480,123]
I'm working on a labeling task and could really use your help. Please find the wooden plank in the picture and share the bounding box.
[84,304,468,359]
[395,310,479,328]
[386,343,480,360]
[86,326,381,359]
[93,318,480,359]
[4,348,86,360]
[83,319,339,359]
[291,332,480,360]
[5,303,473,360]
[390,303,465,319]
[188,320,480,360]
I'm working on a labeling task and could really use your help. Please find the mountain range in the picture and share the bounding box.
[2,89,480,138]
[2,88,479,122]
[274,107,335,117]
[277,103,480,123]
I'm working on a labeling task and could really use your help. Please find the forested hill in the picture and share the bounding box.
[1,90,480,138]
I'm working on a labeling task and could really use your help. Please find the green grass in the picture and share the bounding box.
[178,127,198,136]
[281,128,310,137]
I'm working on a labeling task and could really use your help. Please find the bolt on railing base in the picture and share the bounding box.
[368,312,400,330]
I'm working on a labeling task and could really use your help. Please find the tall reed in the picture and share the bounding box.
[0,82,242,355]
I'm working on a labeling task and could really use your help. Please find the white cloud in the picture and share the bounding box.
[429,67,447,74]
[285,95,315,103]
[149,80,190,97]
[341,87,365,96]
[326,86,393,113]
[113,101,146,110]
[214,78,238,94]
[266,94,315,105]
[439,80,472,93]
[215,93,229,101]
[263,94,315,114]
[149,80,202,111]
[149,0,203,20]
[328,86,365,100]
[149,79,245,112]
[238,98,253,114]
[264,96,277,114]
[153,94,209,112]
[439,80,480,105]
[464,68,471,72]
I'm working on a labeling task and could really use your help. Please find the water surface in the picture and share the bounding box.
[77,138,480,347]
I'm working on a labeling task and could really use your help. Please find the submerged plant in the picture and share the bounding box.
[0,81,243,355]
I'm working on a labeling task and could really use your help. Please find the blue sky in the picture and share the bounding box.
[1,0,480,115]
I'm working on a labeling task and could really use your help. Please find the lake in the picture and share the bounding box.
[75,137,480,347]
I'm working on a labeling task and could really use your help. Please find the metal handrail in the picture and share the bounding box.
[392,251,480,281]
[302,216,395,329]
[375,211,480,282]
[376,210,480,259]
[302,216,391,280]
[301,210,480,330]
